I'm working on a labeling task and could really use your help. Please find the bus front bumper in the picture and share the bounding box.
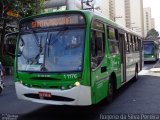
[15,82,92,106]
[144,57,156,62]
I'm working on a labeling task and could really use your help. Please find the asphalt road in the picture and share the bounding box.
[0,62,160,120]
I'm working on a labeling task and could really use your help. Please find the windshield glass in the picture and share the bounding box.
[17,28,85,72]
[144,43,154,55]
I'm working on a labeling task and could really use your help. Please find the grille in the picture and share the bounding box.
[24,93,75,102]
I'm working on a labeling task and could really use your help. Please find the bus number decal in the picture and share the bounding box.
[64,74,78,79]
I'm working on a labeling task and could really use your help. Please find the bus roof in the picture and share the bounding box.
[83,10,142,37]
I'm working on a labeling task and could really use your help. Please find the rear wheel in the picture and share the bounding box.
[133,66,138,82]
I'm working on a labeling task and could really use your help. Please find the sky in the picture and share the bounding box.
[143,0,160,33]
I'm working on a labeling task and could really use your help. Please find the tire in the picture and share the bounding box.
[133,66,138,82]
[107,77,114,102]
[0,87,2,94]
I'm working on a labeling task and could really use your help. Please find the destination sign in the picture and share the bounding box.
[20,14,85,30]
[31,17,71,28]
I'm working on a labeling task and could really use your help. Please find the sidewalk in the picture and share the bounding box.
[150,60,160,73]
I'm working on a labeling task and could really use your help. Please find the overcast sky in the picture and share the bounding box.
[143,0,160,33]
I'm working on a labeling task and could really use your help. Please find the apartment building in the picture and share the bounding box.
[124,0,131,29]
[114,0,125,26]
[143,7,152,37]
[100,0,110,19]
[115,0,144,36]
[151,18,155,29]
[109,0,115,21]
[130,0,144,36]
[100,0,116,21]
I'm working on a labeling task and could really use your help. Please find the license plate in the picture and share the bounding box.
[39,92,52,98]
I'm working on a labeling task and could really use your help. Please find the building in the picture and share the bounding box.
[100,0,115,21]
[151,18,155,29]
[124,0,131,29]
[111,0,144,36]
[114,0,125,26]
[100,0,110,18]
[109,0,115,21]
[143,7,152,37]
[130,0,144,36]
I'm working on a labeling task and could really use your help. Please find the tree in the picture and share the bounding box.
[0,0,45,18]
[0,0,45,61]
[146,28,159,41]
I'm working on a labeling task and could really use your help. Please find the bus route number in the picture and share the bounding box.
[64,74,78,79]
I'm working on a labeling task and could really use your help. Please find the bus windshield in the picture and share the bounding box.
[17,28,85,72]
[144,43,154,55]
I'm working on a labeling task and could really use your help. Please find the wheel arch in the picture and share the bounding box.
[109,72,117,91]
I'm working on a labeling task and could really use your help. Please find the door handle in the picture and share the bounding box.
[101,66,107,73]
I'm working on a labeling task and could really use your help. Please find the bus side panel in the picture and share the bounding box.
[126,53,139,82]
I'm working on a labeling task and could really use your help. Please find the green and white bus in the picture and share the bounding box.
[13,10,143,106]
[143,40,159,62]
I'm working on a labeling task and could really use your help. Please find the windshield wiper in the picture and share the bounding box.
[50,27,68,46]
[47,34,52,57]
[30,29,41,47]
[40,32,49,71]
[46,27,68,57]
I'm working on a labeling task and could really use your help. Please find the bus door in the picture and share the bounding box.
[119,33,126,83]
[90,27,108,103]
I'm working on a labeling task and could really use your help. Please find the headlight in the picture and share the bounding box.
[74,82,80,86]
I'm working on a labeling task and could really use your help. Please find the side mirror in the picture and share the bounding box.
[5,32,18,57]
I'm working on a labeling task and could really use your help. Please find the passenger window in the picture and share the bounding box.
[131,36,135,52]
[135,37,138,51]
[128,34,132,52]
[108,26,119,54]
[108,27,116,39]
[125,34,130,52]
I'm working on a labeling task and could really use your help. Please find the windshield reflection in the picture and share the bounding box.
[17,28,85,72]
[144,44,154,55]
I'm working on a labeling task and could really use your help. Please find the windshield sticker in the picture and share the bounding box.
[39,55,44,64]
[26,65,41,71]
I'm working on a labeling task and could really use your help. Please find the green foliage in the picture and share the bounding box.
[146,29,159,41]
[0,54,14,66]
[0,0,45,18]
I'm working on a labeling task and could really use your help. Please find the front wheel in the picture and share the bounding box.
[0,87,2,94]
[107,78,114,102]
